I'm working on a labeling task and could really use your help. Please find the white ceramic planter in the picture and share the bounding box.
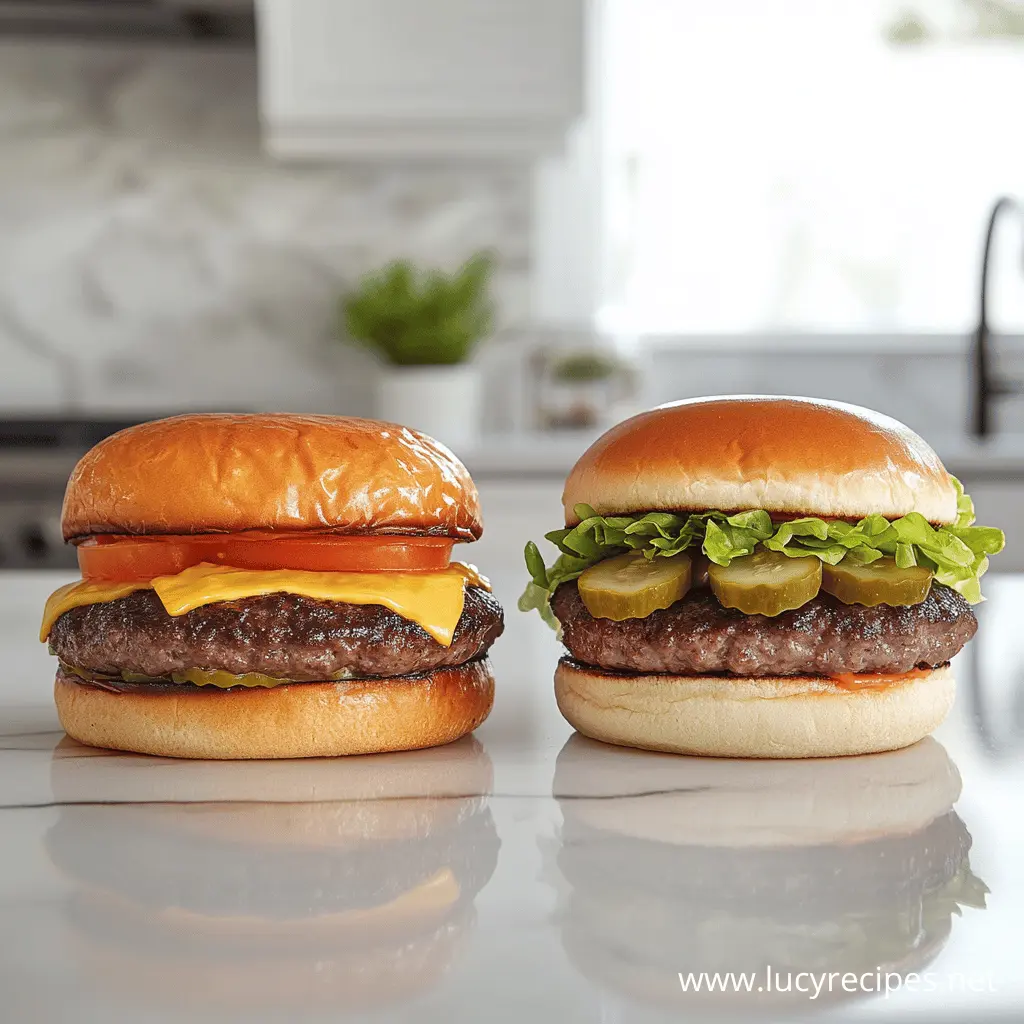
[377,364,481,449]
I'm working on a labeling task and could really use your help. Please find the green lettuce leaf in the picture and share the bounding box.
[520,478,1004,620]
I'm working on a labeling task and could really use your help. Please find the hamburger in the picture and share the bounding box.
[521,396,1004,757]
[44,735,499,1016]
[550,734,988,1016]
[41,413,503,759]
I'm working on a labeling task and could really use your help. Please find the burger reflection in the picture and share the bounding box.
[549,735,987,1018]
[45,736,499,1017]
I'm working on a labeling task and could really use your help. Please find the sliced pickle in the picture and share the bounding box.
[821,557,932,607]
[120,672,168,684]
[709,550,821,616]
[578,551,692,621]
[171,668,285,689]
[118,668,357,689]
[118,669,282,688]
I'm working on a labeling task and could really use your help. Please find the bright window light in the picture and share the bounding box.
[598,0,1024,335]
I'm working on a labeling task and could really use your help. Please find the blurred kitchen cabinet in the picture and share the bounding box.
[257,0,585,159]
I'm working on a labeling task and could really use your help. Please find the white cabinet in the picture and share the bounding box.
[257,0,585,159]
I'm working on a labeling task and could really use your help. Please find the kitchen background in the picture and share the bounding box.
[1,0,1023,578]
[4,10,1024,1017]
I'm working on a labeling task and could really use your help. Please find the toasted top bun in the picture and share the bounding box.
[563,396,957,525]
[62,413,482,541]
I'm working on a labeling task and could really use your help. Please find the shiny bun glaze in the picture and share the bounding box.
[563,396,958,525]
[62,414,482,541]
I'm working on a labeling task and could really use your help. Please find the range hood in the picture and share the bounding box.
[0,0,585,161]
[256,0,585,161]
[0,0,255,42]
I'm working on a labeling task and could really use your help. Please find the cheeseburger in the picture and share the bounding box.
[522,396,1003,757]
[42,414,503,759]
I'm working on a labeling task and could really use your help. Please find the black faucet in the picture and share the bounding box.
[970,196,1024,439]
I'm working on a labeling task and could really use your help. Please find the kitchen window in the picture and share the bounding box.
[595,0,1024,337]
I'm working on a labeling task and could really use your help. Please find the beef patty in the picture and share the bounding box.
[50,586,503,682]
[551,581,976,677]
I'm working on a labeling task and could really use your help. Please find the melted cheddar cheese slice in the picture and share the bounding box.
[41,562,489,647]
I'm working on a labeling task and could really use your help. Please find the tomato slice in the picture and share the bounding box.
[78,534,455,581]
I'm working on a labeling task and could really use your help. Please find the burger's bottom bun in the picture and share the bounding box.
[55,659,494,760]
[554,659,954,759]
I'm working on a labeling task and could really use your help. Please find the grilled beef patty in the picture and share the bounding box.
[551,581,976,677]
[50,585,503,682]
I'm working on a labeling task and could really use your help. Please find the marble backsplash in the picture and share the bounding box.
[0,41,531,418]
[2,42,1020,443]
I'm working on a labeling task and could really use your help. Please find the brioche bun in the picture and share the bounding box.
[554,659,954,758]
[55,659,495,760]
[563,396,957,525]
[61,413,482,541]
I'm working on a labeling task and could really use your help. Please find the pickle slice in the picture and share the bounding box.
[821,557,932,607]
[709,550,821,616]
[578,551,692,621]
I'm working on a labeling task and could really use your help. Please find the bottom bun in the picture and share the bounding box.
[554,659,954,759]
[55,660,494,760]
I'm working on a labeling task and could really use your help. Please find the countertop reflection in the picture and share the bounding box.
[45,738,498,1019]
[2,570,1023,1022]
[549,736,985,1018]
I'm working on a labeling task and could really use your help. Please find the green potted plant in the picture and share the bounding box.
[339,252,495,445]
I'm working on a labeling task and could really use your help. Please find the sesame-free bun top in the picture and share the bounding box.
[62,414,482,541]
[563,396,957,525]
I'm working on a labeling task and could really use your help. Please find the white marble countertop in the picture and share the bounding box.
[3,570,1024,1023]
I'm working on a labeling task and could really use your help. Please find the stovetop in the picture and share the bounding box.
[0,417,146,451]
[0,417,151,569]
